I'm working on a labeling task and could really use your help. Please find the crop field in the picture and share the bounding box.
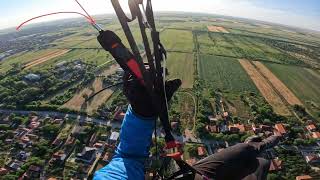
[63,65,118,114]
[239,59,291,116]
[197,32,302,65]
[160,29,194,52]
[32,49,111,70]
[198,54,258,92]
[207,26,229,33]
[264,63,320,112]
[24,49,70,70]
[166,52,194,89]
[0,49,59,73]
[253,61,303,106]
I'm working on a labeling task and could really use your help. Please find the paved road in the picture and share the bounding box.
[0,109,121,129]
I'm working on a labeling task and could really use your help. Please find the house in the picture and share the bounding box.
[229,124,245,133]
[275,124,286,135]
[198,146,206,157]
[305,154,320,164]
[296,175,312,180]
[208,115,219,122]
[171,122,179,130]
[186,158,197,166]
[6,160,23,171]
[94,142,104,149]
[14,128,30,138]
[0,168,8,175]
[52,151,67,162]
[20,165,41,179]
[24,73,40,82]
[52,118,64,125]
[269,158,282,171]
[52,138,64,147]
[206,125,219,133]
[76,147,97,164]
[21,136,30,143]
[311,132,320,139]
[102,152,112,163]
[109,132,120,144]
[306,124,317,132]
[16,151,29,161]
[113,107,125,122]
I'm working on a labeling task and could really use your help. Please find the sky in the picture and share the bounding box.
[0,0,319,31]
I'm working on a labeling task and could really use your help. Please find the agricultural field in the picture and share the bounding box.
[239,59,291,116]
[197,32,303,65]
[264,62,320,117]
[160,29,194,52]
[166,52,194,89]
[198,55,258,93]
[62,64,119,115]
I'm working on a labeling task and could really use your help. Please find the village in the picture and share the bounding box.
[0,88,320,179]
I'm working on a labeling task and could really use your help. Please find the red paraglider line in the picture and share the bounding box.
[74,0,95,23]
[16,11,94,30]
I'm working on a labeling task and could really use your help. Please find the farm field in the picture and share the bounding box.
[239,59,291,116]
[166,52,194,89]
[252,61,303,106]
[62,64,119,114]
[160,29,194,52]
[32,49,111,70]
[24,49,70,70]
[198,54,258,92]
[264,62,320,116]
[207,26,229,33]
[197,32,302,65]
[0,49,59,73]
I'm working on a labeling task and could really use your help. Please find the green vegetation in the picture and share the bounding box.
[264,62,320,118]
[160,29,194,52]
[166,52,194,88]
[198,55,258,92]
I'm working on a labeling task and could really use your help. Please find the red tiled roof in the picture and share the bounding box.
[275,124,286,134]
[307,124,316,131]
[198,146,206,156]
[312,132,320,139]
[296,175,312,180]
[269,159,282,171]
[186,158,197,165]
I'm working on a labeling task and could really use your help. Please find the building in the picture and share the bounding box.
[113,107,125,122]
[109,132,120,144]
[6,160,23,171]
[186,158,197,166]
[206,125,219,133]
[229,124,245,133]
[311,132,320,139]
[20,165,41,179]
[296,175,312,180]
[76,147,97,164]
[269,158,283,171]
[51,151,67,161]
[198,146,206,157]
[304,154,320,164]
[306,124,317,133]
[275,124,286,135]
[24,73,40,82]
[0,168,8,175]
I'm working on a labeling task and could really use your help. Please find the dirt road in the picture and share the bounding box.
[24,49,70,69]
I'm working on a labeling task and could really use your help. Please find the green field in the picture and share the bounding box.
[160,29,194,52]
[166,52,194,89]
[197,32,303,65]
[198,54,258,92]
[264,62,320,116]
[0,49,57,73]
[32,49,111,70]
